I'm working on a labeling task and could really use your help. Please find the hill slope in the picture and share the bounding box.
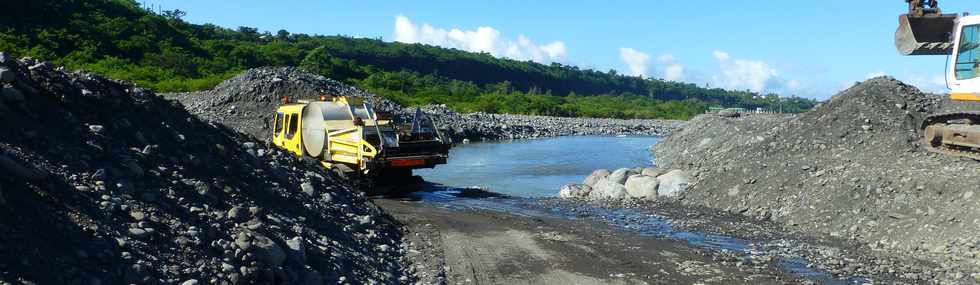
[0,0,816,119]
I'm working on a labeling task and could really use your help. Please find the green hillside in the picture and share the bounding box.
[0,0,817,119]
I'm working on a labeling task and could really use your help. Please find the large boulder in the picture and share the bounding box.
[624,175,658,200]
[2,85,23,103]
[251,234,287,266]
[717,108,741,118]
[285,236,307,265]
[607,168,637,185]
[558,184,592,199]
[0,67,14,83]
[640,167,662,178]
[583,169,611,187]
[657,170,692,198]
[589,179,628,201]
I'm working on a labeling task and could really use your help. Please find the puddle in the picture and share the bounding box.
[406,185,870,285]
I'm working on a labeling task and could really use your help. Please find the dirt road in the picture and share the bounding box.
[376,198,801,285]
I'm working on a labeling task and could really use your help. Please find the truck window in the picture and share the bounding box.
[273,112,283,134]
[286,113,298,138]
[955,24,980,80]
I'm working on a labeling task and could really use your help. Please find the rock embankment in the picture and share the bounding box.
[420,104,678,141]
[652,77,980,280]
[170,67,679,143]
[0,55,411,284]
[559,167,692,202]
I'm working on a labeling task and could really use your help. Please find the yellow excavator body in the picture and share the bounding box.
[950,92,980,101]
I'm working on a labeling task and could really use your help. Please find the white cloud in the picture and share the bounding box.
[656,53,685,81]
[619,49,685,80]
[866,71,887,79]
[901,72,948,93]
[787,79,801,90]
[712,50,730,61]
[664,64,685,81]
[393,15,566,63]
[618,48,650,77]
[710,50,787,93]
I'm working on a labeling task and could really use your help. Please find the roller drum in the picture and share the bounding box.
[301,103,327,158]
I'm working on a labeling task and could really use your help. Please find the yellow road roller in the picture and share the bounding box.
[271,96,450,194]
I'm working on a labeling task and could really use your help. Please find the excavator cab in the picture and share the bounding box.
[950,20,980,90]
[926,15,980,100]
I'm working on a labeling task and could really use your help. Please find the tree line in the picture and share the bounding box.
[0,0,817,119]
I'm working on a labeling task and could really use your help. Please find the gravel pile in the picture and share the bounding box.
[169,67,403,141]
[0,56,412,284]
[651,76,980,281]
[170,67,679,143]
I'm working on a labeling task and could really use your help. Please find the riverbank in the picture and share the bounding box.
[392,137,913,284]
[653,78,980,281]
[414,104,679,142]
[166,67,681,143]
[558,77,980,284]
[375,190,804,284]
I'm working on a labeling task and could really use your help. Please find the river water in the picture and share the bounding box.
[415,136,659,197]
[412,136,866,284]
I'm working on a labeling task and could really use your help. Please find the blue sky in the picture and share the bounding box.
[142,0,975,99]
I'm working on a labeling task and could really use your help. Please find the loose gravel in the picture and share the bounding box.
[0,55,413,284]
[652,76,980,284]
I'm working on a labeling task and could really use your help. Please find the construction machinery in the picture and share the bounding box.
[271,95,451,194]
[896,0,980,159]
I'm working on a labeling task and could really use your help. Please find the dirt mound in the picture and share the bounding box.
[652,77,980,277]
[0,56,410,284]
[171,67,403,141]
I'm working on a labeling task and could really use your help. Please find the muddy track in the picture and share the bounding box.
[376,198,803,285]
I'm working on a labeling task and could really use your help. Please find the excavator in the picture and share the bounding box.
[897,0,980,159]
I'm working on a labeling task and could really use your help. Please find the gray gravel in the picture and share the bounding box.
[419,104,679,142]
[651,76,980,284]
[0,57,414,284]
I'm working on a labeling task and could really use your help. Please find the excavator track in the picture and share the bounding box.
[921,111,980,160]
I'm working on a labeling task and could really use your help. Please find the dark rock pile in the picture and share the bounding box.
[170,67,679,143]
[652,76,980,282]
[0,56,411,284]
[169,67,403,141]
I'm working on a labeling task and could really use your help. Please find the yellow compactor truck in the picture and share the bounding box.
[271,96,450,194]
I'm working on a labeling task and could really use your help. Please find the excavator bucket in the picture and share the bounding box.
[895,13,958,55]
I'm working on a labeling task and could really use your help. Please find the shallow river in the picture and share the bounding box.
[413,136,865,284]
[415,136,658,197]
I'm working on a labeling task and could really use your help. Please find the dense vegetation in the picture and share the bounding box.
[0,0,817,119]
